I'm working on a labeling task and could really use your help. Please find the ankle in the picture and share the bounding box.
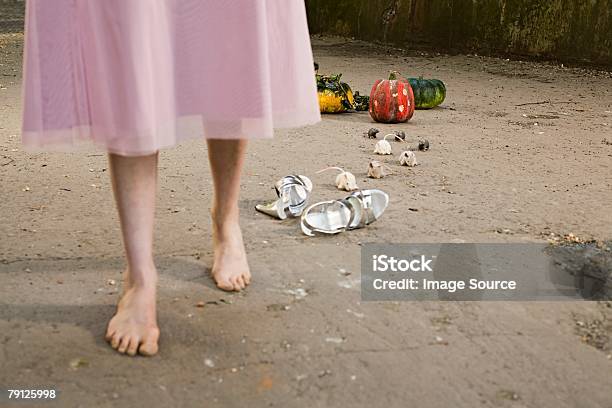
[124,279,157,292]
[211,205,240,228]
[123,262,158,290]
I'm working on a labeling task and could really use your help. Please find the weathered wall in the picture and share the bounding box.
[0,0,24,33]
[306,0,612,65]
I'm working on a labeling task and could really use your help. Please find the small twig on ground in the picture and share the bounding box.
[1,157,14,166]
[515,100,573,107]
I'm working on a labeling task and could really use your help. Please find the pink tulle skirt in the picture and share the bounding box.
[22,0,321,156]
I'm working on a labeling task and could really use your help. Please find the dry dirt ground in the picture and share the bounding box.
[1,33,612,407]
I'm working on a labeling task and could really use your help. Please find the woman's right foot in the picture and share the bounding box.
[105,281,159,356]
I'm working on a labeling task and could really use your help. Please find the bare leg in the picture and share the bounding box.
[206,139,251,291]
[105,152,160,356]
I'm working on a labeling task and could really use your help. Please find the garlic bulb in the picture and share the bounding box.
[394,130,406,141]
[374,134,398,155]
[418,139,430,151]
[399,150,418,167]
[368,160,392,179]
[317,167,358,191]
[366,128,380,139]
[336,171,358,191]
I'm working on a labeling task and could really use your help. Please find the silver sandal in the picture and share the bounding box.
[255,175,313,220]
[300,189,389,236]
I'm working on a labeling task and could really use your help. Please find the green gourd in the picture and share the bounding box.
[407,77,446,109]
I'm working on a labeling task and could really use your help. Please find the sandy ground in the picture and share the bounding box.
[1,33,612,407]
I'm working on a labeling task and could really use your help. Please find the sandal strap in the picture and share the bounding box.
[301,189,387,236]
[347,190,377,228]
[275,175,312,218]
[274,175,309,196]
[339,197,363,229]
[300,200,352,236]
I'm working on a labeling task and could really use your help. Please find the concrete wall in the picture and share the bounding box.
[0,0,25,33]
[306,0,612,65]
[3,0,610,65]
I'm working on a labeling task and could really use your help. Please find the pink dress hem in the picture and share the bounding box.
[21,0,321,156]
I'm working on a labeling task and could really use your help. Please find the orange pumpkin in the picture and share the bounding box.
[369,72,415,123]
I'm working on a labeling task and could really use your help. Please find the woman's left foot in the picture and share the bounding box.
[211,208,251,291]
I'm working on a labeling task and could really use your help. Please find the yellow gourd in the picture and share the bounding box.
[317,74,355,113]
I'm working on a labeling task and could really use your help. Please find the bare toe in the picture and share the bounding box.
[127,337,140,356]
[139,338,159,356]
[105,328,116,342]
[110,333,121,349]
[117,336,130,354]
[235,276,246,290]
[215,277,235,292]
[229,278,241,292]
